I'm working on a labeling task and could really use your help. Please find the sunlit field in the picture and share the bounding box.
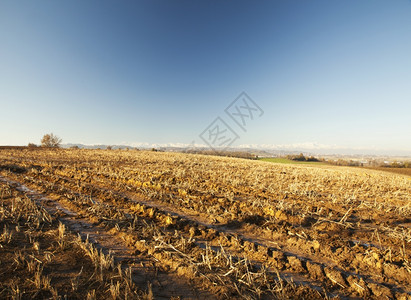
[1,148,410,299]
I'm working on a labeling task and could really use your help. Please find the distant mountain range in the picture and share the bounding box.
[62,143,411,157]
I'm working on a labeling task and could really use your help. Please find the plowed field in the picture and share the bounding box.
[0,148,410,299]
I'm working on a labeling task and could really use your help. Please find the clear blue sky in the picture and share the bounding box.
[1,0,410,153]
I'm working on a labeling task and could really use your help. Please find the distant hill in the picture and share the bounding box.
[60,143,411,159]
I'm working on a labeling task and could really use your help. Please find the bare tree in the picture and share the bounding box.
[41,133,62,148]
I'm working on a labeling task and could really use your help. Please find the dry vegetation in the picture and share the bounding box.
[364,167,411,177]
[0,148,410,299]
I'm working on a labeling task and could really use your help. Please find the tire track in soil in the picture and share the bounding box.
[1,173,335,299]
[0,175,213,300]
[26,170,410,298]
[4,171,410,299]
[90,186,411,299]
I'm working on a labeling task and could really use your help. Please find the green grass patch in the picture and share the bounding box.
[259,157,326,165]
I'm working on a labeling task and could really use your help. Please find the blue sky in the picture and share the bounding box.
[1,0,410,154]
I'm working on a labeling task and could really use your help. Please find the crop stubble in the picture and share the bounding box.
[0,148,410,299]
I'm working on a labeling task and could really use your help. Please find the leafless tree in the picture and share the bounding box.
[41,133,62,148]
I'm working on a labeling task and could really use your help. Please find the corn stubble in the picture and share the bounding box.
[0,148,410,299]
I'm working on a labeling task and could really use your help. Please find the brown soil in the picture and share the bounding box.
[0,148,410,299]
